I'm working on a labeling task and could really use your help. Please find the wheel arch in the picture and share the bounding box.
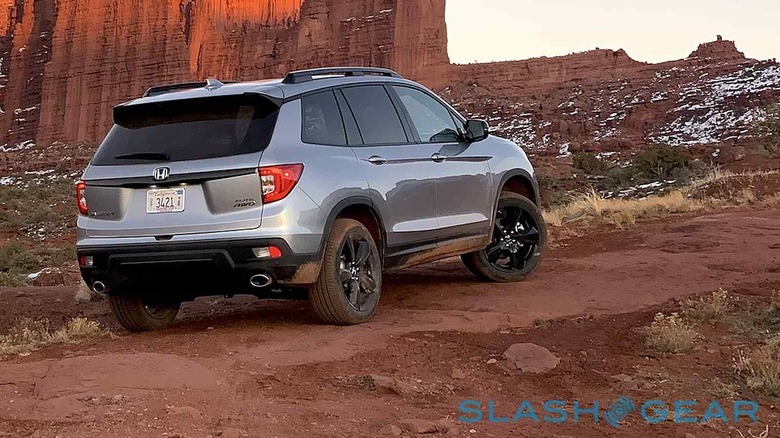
[320,197,386,259]
[496,169,541,207]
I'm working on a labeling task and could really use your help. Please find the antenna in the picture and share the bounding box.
[205,78,225,91]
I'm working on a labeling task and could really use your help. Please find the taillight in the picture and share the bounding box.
[258,164,304,203]
[76,180,88,215]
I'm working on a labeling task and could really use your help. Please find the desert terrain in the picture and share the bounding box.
[0,0,779,437]
[0,203,779,437]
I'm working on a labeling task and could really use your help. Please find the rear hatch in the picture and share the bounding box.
[81,94,279,238]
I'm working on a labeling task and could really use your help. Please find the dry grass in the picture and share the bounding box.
[543,189,702,227]
[735,335,780,396]
[680,288,733,323]
[646,312,699,354]
[544,169,780,228]
[0,317,107,357]
[730,290,780,339]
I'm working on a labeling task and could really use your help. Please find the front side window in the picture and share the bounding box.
[340,85,408,145]
[93,95,279,165]
[301,90,347,145]
[393,86,461,143]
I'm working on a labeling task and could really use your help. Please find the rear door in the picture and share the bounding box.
[389,85,493,243]
[81,94,278,238]
[337,85,439,251]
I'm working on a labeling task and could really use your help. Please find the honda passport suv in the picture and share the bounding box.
[76,67,546,331]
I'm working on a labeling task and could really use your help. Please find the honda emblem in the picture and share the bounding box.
[153,167,170,181]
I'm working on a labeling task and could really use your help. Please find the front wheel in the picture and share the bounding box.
[462,192,546,282]
[108,295,181,332]
[309,218,382,325]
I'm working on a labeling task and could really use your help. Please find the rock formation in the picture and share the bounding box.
[0,0,778,174]
[0,0,449,146]
[443,37,780,157]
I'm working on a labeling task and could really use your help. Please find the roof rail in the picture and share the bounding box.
[143,78,235,97]
[282,67,402,85]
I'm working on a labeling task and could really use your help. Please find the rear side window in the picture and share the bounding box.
[92,95,279,165]
[301,91,346,145]
[341,86,408,145]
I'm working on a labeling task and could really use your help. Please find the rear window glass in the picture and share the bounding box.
[92,96,279,165]
[301,91,346,145]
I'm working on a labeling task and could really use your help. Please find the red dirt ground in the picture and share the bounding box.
[1,208,779,437]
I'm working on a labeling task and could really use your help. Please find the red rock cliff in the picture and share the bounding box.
[0,0,450,146]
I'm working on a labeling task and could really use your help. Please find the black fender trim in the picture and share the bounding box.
[491,169,542,232]
[495,168,541,207]
[319,196,388,259]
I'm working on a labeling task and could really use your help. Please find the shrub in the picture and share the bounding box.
[0,242,24,271]
[681,288,732,323]
[0,317,106,357]
[573,153,608,175]
[646,312,698,353]
[632,145,692,180]
[0,243,76,277]
[736,335,780,396]
[0,272,25,287]
[757,104,780,153]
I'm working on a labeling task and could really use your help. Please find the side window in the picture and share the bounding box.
[301,90,347,145]
[392,86,461,143]
[341,85,408,145]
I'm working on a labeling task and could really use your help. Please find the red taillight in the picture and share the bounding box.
[76,180,88,215]
[258,164,304,204]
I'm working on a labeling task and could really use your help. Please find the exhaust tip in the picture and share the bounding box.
[249,273,273,288]
[92,281,106,293]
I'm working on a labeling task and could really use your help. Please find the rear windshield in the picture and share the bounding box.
[92,95,279,165]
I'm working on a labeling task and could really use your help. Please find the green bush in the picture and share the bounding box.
[0,272,25,287]
[0,178,74,235]
[758,104,780,153]
[573,153,608,175]
[604,166,639,190]
[632,145,692,180]
[0,242,75,276]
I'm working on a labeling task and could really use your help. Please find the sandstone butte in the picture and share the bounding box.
[0,0,778,157]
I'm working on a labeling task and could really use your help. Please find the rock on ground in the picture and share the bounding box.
[502,343,560,373]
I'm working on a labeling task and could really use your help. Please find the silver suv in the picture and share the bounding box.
[76,67,546,331]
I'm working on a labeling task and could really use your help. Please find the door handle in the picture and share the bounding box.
[367,156,387,165]
[430,153,447,163]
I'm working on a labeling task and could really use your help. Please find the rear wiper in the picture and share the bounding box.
[114,152,170,161]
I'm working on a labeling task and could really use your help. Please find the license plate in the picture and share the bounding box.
[146,188,185,214]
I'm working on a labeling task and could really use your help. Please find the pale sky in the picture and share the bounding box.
[446,0,780,64]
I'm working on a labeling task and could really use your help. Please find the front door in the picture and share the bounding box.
[389,85,493,245]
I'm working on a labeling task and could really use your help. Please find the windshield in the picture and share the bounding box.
[91,95,279,165]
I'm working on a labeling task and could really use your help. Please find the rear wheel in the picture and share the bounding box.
[462,192,546,282]
[309,218,382,325]
[108,295,181,332]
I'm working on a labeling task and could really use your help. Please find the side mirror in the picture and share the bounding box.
[464,119,489,142]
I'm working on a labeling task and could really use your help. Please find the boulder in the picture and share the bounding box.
[502,343,559,373]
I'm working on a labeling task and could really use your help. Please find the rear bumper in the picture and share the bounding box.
[77,238,322,295]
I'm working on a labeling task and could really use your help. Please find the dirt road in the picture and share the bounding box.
[1,208,779,437]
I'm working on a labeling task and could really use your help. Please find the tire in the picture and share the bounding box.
[108,295,181,332]
[462,192,547,282]
[309,218,382,325]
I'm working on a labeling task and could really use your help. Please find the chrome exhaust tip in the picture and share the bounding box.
[92,281,106,293]
[249,273,273,288]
